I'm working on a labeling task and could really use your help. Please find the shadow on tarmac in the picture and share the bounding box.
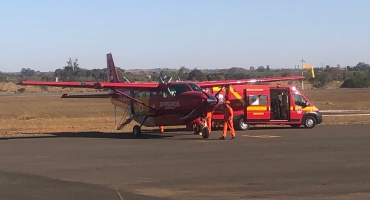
[0,128,196,140]
[0,126,302,141]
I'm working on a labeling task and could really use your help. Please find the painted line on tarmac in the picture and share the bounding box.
[189,140,225,143]
[323,114,370,117]
[242,135,281,138]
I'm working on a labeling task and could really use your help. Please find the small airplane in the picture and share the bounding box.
[18,53,305,138]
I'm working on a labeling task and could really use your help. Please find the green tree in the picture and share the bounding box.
[188,69,207,81]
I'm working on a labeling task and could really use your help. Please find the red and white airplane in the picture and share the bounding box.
[18,53,304,138]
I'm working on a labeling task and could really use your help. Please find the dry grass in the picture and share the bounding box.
[0,82,100,94]
[303,88,370,110]
[0,96,163,136]
[1,88,370,136]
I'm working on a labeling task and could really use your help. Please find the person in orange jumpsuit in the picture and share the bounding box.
[205,111,213,134]
[219,100,236,140]
[159,126,164,133]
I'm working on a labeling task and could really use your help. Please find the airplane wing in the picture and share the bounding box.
[195,76,305,88]
[18,81,159,90]
[18,81,96,88]
[61,93,118,98]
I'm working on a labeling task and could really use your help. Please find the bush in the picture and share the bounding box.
[340,78,370,88]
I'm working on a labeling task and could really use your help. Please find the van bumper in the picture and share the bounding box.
[316,111,323,124]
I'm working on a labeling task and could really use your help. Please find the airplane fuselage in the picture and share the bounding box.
[110,82,218,127]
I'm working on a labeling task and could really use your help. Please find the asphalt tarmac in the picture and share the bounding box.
[0,125,369,200]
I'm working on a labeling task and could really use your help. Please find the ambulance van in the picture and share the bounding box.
[210,84,322,130]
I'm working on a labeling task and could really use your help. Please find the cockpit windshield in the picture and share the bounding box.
[168,83,192,96]
[188,83,202,91]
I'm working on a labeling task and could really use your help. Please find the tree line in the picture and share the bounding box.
[1,59,370,89]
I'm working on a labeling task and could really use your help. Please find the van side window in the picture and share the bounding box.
[293,93,309,106]
[249,95,268,105]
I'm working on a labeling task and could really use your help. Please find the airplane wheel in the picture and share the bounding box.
[193,124,201,134]
[202,128,209,139]
[133,125,141,137]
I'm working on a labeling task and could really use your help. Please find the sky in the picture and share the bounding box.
[1,0,370,72]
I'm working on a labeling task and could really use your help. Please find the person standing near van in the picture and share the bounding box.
[219,100,236,140]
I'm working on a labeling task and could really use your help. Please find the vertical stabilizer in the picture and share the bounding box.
[107,53,120,83]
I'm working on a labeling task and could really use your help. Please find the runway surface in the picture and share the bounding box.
[0,125,369,200]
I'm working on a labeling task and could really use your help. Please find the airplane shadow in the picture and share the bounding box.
[0,129,194,141]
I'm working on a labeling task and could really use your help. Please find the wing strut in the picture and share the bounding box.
[114,90,157,112]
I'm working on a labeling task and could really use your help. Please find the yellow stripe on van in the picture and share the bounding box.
[247,106,269,111]
[290,106,316,111]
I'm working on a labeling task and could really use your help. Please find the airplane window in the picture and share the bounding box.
[188,83,202,91]
[168,83,191,96]
[163,91,168,98]
[146,92,150,99]
[151,92,157,98]
[138,92,143,99]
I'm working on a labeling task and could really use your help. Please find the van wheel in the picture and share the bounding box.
[236,117,250,130]
[303,116,316,128]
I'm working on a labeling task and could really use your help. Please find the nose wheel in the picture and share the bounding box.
[201,128,209,138]
[193,117,210,139]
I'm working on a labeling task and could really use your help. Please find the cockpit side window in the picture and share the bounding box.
[188,83,202,91]
[168,83,191,96]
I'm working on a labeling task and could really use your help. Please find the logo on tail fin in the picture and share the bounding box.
[107,53,120,83]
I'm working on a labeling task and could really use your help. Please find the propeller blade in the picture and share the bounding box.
[214,85,225,97]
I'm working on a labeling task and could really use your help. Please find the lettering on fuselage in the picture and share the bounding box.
[160,101,180,109]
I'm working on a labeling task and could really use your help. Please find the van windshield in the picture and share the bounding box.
[293,93,309,106]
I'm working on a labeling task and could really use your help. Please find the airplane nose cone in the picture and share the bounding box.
[206,96,218,104]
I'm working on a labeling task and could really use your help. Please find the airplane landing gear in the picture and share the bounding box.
[133,125,141,137]
[132,115,151,137]
[202,128,209,139]
[194,117,210,139]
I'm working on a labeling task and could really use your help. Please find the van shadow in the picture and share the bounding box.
[0,128,193,140]
[249,126,300,131]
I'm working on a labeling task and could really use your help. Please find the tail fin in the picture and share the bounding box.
[106,53,120,83]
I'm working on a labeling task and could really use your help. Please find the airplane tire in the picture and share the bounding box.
[193,124,201,134]
[202,128,209,139]
[236,117,250,130]
[303,116,316,129]
[133,125,141,137]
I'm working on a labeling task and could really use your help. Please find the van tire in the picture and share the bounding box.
[303,116,316,128]
[236,117,250,130]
